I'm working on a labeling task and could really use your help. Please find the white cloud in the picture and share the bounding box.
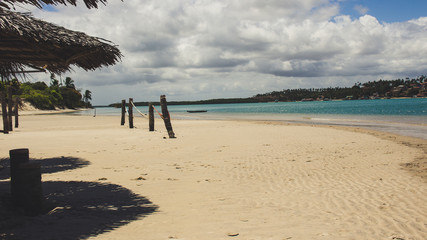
[23,0,427,104]
[354,5,369,15]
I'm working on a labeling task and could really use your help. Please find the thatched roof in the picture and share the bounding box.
[0,0,108,10]
[0,9,122,78]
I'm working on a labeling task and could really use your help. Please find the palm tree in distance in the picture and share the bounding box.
[65,77,75,89]
[83,89,92,108]
[50,73,59,87]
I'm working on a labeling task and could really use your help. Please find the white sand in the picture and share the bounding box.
[0,114,426,240]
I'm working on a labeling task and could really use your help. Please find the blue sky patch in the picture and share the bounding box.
[338,0,427,22]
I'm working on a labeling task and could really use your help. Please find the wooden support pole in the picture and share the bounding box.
[9,148,43,216]
[121,99,126,125]
[149,103,154,131]
[14,97,19,128]
[160,95,175,138]
[1,92,9,134]
[128,98,134,129]
[7,87,13,131]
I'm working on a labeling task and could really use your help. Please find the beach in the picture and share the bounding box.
[1,114,426,239]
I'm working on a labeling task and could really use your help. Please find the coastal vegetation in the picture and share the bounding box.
[254,76,426,102]
[0,75,92,110]
[109,76,426,107]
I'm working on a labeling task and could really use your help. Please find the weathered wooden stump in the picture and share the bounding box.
[16,162,43,216]
[160,95,175,138]
[121,99,126,125]
[149,103,154,131]
[9,148,43,216]
[129,98,134,129]
[10,148,29,185]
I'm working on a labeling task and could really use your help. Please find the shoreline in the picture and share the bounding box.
[0,101,88,116]
[17,108,84,116]
[67,108,427,140]
[1,114,426,239]
[69,98,427,140]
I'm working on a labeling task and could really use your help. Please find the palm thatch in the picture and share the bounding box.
[0,0,108,10]
[0,9,122,79]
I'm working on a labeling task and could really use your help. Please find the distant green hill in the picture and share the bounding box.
[108,76,426,107]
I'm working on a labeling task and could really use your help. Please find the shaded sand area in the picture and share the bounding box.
[1,114,426,239]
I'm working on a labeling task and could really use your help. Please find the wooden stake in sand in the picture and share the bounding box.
[129,98,134,129]
[1,92,9,134]
[121,99,126,125]
[149,102,154,131]
[14,97,19,128]
[160,95,175,138]
[10,148,29,198]
[7,87,13,131]
[9,148,43,216]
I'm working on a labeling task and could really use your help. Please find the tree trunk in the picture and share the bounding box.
[8,87,13,131]
[1,92,9,134]
[14,97,19,128]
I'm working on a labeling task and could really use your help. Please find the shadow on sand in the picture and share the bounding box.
[0,156,90,180]
[0,157,157,240]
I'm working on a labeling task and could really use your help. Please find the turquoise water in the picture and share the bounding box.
[75,98,427,139]
[168,98,427,116]
[83,98,426,119]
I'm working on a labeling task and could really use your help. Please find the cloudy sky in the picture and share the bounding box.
[22,0,427,105]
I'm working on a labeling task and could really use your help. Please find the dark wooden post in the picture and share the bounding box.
[10,148,29,194]
[14,97,19,128]
[9,148,43,216]
[18,162,43,216]
[160,95,175,138]
[149,103,154,131]
[7,87,13,131]
[121,99,126,125]
[1,92,9,134]
[128,98,134,129]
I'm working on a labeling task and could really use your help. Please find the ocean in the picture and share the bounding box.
[73,98,427,139]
